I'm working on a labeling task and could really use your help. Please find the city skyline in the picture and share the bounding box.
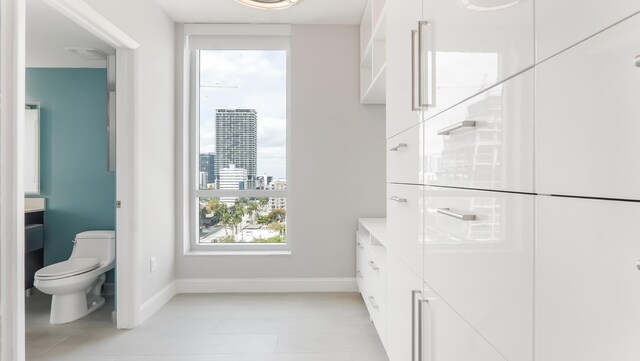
[199,50,287,178]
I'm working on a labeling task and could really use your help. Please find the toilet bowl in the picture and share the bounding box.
[34,230,115,324]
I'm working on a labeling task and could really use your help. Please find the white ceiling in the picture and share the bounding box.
[155,0,368,25]
[26,0,115,68]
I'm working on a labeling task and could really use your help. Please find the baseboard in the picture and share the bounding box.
[139,280,178,324]
[176,277,358,293]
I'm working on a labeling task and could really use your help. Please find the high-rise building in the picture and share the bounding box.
[215,109,257,189]
[219,164,248,205]
[199,152,216,186]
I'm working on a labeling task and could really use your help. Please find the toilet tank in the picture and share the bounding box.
[70,230,115,264]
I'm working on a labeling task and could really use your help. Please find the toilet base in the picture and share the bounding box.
[49,274,107,324]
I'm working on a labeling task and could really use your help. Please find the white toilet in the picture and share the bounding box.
[34,230,115,324]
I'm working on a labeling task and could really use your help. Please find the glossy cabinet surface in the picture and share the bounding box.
[424,187,534,361]
[387,123,423,184]
[420,0,534,121]
[536,196,640,361]
[421,284,506,361]
[424,70,534,192]
[536,0,640,61]
[386,184,423,278]
[385,0,423,137]
[536,14,640,200]
[386,253,423,361]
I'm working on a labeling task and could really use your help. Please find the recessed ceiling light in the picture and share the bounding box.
[235,0,303,10]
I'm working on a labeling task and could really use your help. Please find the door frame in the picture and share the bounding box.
[1,0,141,359]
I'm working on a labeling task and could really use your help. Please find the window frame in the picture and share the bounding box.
[186,27,292,253]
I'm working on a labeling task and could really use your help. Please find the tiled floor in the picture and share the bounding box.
[26,292,389,361]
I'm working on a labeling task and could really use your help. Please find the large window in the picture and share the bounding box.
[190,34,289,251]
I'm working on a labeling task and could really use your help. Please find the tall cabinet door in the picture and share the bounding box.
[387,184,423,278]
[536,196,640,361]
[536,13,640,200]
[386,253,424,361]
[386,0,423,138]
[420,0,534,121]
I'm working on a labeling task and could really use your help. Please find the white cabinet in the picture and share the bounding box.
[387,123,423,184]
[386,253,422,361]
[385,0,423,137]
[420,0,534,121]
[536,196,640,361]
[420,283,506,361]
[536,0,640,61]
[386,184,423,278]
[360,0,387,104]
[424,70,534,193]
[356,219,388,350]
[424,187,534,361]
[536,14,640,200]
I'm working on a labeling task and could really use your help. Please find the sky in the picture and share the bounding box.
[199,50,287,178]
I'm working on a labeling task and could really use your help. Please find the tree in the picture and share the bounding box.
[268,221,285,236]
[246,201,259,223]
[216,203,230,235]
[268,209,286,223]
[229,204,245,240]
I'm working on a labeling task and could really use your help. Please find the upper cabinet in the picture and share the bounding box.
[536,13,640,200]
[361,0,387,105]
[536,0,640,61]
[420,0,535,122]
[385,0,423,137]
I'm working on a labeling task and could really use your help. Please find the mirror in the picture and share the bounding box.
[25,103,40,195]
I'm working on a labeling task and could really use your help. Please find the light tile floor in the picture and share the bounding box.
[26,292,389,361]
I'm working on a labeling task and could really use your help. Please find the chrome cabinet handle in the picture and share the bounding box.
[412,289,422,361]
[411,30,420,111]
[635,55,640,67]
[389,196,408,203]
[357,242,364,249]
[437,208,476,221]
[368,260,379,271]
[418,21,430,108]
[368,296,379,309]
[389,143,408,152]
[437,120,476,135]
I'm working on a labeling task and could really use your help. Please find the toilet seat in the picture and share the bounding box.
[35,258,100,280]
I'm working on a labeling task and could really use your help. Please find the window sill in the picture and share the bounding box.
[184,249,292,256]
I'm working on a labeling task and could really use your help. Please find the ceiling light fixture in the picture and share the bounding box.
[64,47,107,61]
[234,0,303,10]
[460,0,520,11]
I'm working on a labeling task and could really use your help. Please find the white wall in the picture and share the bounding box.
[82,0,176,302]
[176,25,386,280]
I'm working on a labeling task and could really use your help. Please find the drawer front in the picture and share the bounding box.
[536,196,640,361]
[536,0,640,61]
[537,14,640,200]
[421,0,534,121]
[421,284,507,361]
[387,123,423,185]
[387,184,423,279]
[424,70,534,193]
[355,232,367,290]
[424,187,534,361]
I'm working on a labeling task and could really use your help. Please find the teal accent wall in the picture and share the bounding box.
[26,68,115,283]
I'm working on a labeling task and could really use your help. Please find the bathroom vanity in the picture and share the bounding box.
[25,198,45,293]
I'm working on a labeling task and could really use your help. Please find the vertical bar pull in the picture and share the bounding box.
[412,289,422,361]
[411,30,420,111]
[418,21,430,108]
[420,298,435,361]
